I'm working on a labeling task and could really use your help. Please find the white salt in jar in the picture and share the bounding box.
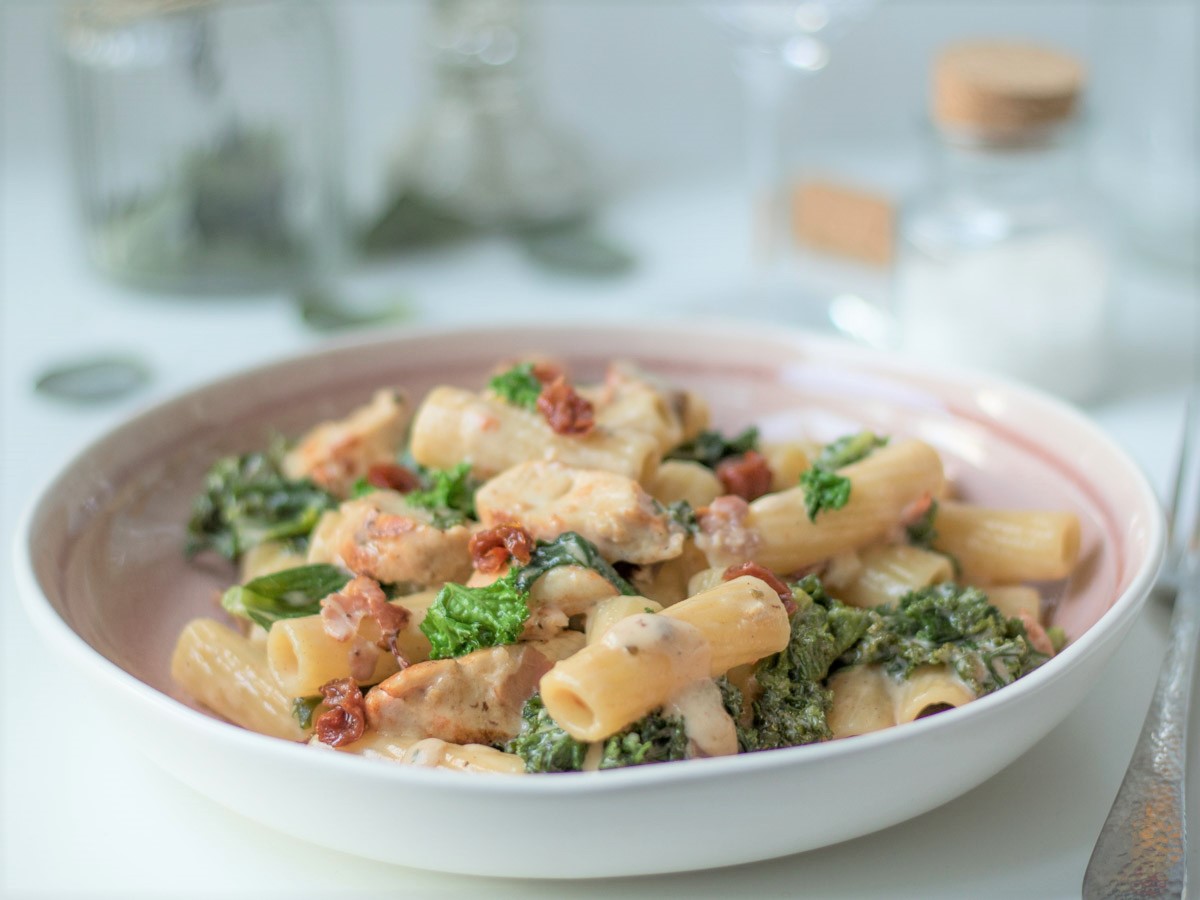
[895,41,1110,403]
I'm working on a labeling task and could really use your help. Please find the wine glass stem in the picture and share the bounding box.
[739,48,795,270]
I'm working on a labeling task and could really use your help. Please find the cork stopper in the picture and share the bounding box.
[933,41,1085,140]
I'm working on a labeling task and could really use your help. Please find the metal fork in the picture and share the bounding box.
[1083,388,1200,899]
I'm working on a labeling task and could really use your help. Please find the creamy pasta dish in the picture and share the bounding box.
[173,359,1078,774]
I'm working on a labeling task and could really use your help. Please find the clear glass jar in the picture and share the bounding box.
[62,0,340,294]
[895,123,1111,403]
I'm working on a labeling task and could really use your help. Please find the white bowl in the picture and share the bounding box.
[15,322,1164,878]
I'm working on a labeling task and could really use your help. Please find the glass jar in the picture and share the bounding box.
[894,42,1111,404]
[62,0,340,294]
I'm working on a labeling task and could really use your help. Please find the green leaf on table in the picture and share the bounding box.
[296,288,413,332]
[33,354,152,404]
[359,191,476,256]
[518,220,636,278]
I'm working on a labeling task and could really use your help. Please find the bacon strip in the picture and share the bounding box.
[723,561,797,615]
[320,576,411,678]
[537,376,595,436]
[469,522,535,574]
[315,677,366,747]
[716,450,773,502]
[365,462,422,493]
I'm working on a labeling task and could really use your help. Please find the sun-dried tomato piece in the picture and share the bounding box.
[536,377,595,436]
[315,677,366,747]
[469,523,535,574]
[723,561,796,614]
[365,462,421,493]
[715,450,773,502]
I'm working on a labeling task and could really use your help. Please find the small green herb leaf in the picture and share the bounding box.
[665,427,759,471]
[291,695,322,730]
[404,461,478,528]
[812,431,888,471]
[511,532,637,596]
[488,363,543,410]
[798,468,851,522]
[221,564,351,631]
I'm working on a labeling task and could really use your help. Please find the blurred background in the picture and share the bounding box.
[1,0,1197,410]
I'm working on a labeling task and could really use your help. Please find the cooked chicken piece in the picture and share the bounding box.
[581,362,710,453]
[307,490,472,587]
[475,461,684,565]
[283,389,408,497]
[365,644,552,744]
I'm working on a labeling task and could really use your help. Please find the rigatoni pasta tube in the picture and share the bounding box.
[542,575,790,740]
[660,575,791,676]
[586,595,664,644]
[828,665,895,738]
[540,614,711,741]
[648,460,722,508]
[708,440,945,572]
[409,386,658,482]
[327,733,526,774]
[892,665,975,723]
[171,618,306,742]
[932,500,1080,582]
[838,544,954,608]
[267,590,437,697]
[985,585,1042,620]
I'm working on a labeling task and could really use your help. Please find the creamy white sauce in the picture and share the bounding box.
[665,680,737,759]
[600,614,710,682]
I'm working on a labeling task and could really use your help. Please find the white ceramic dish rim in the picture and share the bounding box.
[13,319,1166,799]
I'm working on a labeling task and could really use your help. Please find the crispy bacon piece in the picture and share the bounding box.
[723,561,796,614]
[321,576,411,678]
[1018,611,1055,656]
[315,677,366,747]
[537,377,595,436]
[469,522,534,573]
[365,462,421,493]
[716,450,773,502]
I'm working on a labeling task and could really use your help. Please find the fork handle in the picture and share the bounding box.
[1083,578,1200,899]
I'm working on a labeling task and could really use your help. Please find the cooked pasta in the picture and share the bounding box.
[175,357,1077,774]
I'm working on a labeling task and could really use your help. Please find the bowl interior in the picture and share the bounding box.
[26,324,1157,718]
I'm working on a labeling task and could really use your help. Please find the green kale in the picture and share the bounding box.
[665,426,759,470]
[186,439,336,560]
[511,532,637,596]
[291,695,322,730]
[221,564,352,631]
[349,477,377,498]
[599,710,689,769]
[1047,625,1067,654]
[488,362,543,410]
[742,584,872,750]
[811,431,888,471]
[840,583,1049,695]
[798,468,852,522]
[664,500,699,534]
[796,431,888,523]
[505,697,689,772]
[420,577,530,660]
[404,461,478,528]
[420,532,633,659]
[505,695,589,773]
[905,498,939,548]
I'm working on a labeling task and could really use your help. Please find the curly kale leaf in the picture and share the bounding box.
[511,532,637,596]
[798,468,852,522]
[505,695,589,773]
[742,580,872,751]
[420,576,530,660]
[421,532,634,660]
[221,563,352,631]
[506,697,690,772]
[797,431,889,523]
[186,440,336,560]
[840,583,1048,695]
[488,362,543,410]
[665,426,759,470]
[811,431,888,471]
[905,498,939,548]
[404,461,478,528]
[599,710,689,768]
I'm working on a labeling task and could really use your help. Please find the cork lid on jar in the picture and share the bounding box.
[933,41,1085,141]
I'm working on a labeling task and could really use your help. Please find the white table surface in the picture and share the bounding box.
[2,152,1197,900]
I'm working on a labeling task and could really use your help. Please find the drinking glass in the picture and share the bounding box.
[707,0,880,326]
